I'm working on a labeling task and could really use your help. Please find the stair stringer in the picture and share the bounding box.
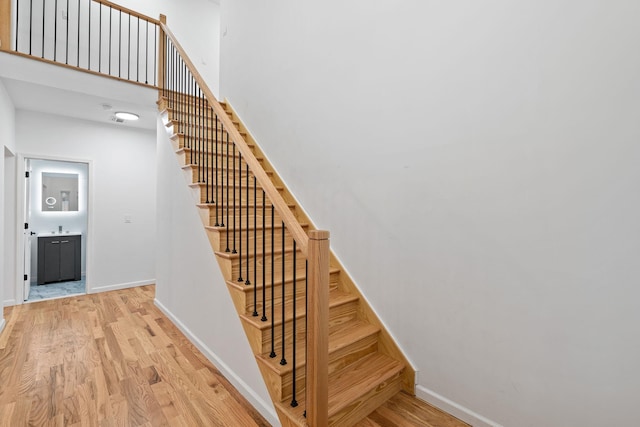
[221,100,417,394]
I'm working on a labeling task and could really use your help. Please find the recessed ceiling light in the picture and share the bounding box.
[114,112,139,121]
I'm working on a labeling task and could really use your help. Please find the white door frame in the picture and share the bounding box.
[15,153,94,304]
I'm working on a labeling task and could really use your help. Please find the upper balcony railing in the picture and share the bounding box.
[0,0,160,87]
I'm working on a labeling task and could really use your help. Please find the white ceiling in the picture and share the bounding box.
[0,52,158,131]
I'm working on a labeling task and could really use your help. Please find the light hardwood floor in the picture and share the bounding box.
[0,286,468,426]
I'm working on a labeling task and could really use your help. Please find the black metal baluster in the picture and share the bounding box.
[261,191,267,322]
[215,114,220,226]
[87,0,90,70]
[204,97,209,201]
[280,221,287,366]
[127,14,130,79]
[238,151,243,281]
[54,0,58,60]
[304,259,308,419]
[98,3,101,71]
[153,24,156,85]
[291,239,298,407]
[270,204,275,358]
[136,17,140,82]
[118,10,121,77]
[41,0,45,58]
[66,0,69,63]
[252,176,258,316]
[145,21,149,84]
[15,0,19,50]
[76,0,80,66]
[232,144,237,254]
[107,6,110,73]
[246,164,251,286]
[224,127,230,251]
[29,0,32,55]
[191,76,195,164]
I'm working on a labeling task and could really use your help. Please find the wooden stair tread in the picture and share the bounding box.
[240,289,358,330]
[256,319,380,376]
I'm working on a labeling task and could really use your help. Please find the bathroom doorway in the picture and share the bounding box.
[24,158,89,302]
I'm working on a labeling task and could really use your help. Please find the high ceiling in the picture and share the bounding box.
[0,52,158,131]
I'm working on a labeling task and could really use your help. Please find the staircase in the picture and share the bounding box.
[2,1,416,424]
[156,24,415,427]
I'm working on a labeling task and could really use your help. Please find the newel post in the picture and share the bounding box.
[157,14,167,95]
[0,0,10,51]
[307,230,330,426]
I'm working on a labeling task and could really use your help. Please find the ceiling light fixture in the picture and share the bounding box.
[114,112,139,121]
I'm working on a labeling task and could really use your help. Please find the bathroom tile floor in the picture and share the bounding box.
[28,277,86,302]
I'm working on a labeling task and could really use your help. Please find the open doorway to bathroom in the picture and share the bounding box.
[24,158,89,302]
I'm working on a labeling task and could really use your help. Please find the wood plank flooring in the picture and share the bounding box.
[0,285,269,426]
[0,285,469,426]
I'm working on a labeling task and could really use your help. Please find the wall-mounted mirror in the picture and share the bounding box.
[42,172,79,211]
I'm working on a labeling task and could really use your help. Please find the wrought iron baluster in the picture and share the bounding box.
[270,204,276,358]
[291,239,298,407]
[280,221,287,366]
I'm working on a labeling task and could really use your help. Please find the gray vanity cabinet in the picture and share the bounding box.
[37,235,81,284]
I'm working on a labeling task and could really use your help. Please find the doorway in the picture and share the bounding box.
[24,158,89,302]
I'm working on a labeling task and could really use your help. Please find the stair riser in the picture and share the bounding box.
[158,97,227,112]
[243,299,360,356]
[198,206,292,229]
[207,226,306,255]
[329,373,403,427]
[182,167,263,186]
[167,121,243,137]
[217,253,307,286]
[227,272,340,315]
[167,112,238,129]
[190,187,282,205]
[262,333,380,403]
[171,135,252,151]
[177,151,262,169]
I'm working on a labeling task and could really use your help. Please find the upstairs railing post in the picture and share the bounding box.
[307,230,330,427]
[157,14,166,95]
[0,0,10,51]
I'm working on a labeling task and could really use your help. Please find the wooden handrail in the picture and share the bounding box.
[93,0,160,25]
[160,22,310,255]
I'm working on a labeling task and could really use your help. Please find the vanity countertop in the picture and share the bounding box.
[37,232,82,238]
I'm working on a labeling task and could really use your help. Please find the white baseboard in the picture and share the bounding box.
[154,298,280,426]
[88,279,155,294]
[0,318,6,336]
[416,385,503,427]
[3,299,16,307]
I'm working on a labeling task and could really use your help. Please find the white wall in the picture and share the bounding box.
[154,119,278,425]
[28,159,89,282]
[6,110,157,303]
[219,1,640,426]
[10,0,220,95]
[0,79,16,327]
